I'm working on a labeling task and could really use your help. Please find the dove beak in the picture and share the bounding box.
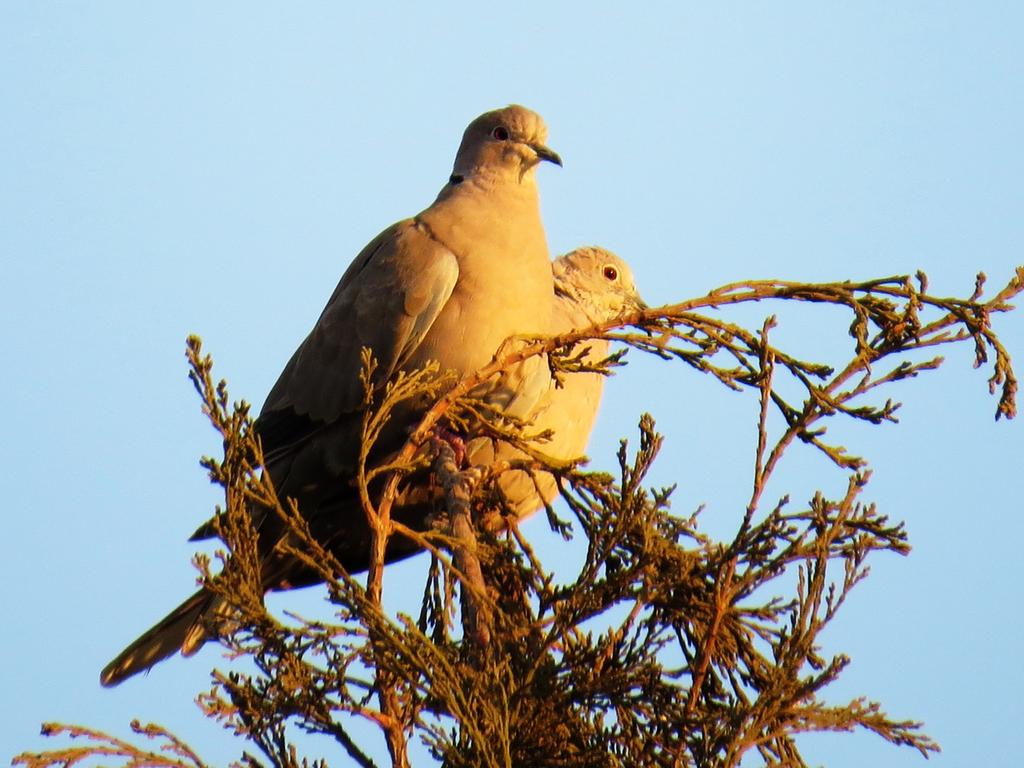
[629,295,649,313]
[530,143,563,167]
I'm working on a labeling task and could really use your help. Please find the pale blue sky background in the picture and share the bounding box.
[3,3,1022,766]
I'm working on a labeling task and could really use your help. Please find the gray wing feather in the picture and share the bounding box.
[261,219,459,426]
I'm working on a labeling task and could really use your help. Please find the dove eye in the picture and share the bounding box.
[491,126,510,141]
[603,266,619,281]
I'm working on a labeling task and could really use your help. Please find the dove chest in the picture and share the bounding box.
[413,196,554,375]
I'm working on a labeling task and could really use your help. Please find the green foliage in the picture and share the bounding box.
[14,268,1023,768]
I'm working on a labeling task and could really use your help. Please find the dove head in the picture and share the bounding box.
[451,105,562,182]
[553,247,647,325]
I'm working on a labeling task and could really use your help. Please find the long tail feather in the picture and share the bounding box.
[100,588,214,687]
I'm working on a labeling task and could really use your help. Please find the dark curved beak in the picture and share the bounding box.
[530,143,563,167]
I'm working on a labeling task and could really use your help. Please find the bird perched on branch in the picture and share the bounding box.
[101,104,562,687]
[466,246,646,521]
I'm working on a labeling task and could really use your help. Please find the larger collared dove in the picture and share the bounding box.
[101,105,562,687]
[465,246,646,520]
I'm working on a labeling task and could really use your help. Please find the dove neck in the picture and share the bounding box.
[555,281,593,323]
[430,171,542,220]
[446,159,541,190]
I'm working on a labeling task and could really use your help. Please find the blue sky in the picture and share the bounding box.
[3,3,1022,766]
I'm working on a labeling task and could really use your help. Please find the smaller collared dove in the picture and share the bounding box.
[466,246,646,521]
[542,246,646,463]
[100,105,562,687]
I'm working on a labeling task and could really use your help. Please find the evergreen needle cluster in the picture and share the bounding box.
[15,268,1022,768]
